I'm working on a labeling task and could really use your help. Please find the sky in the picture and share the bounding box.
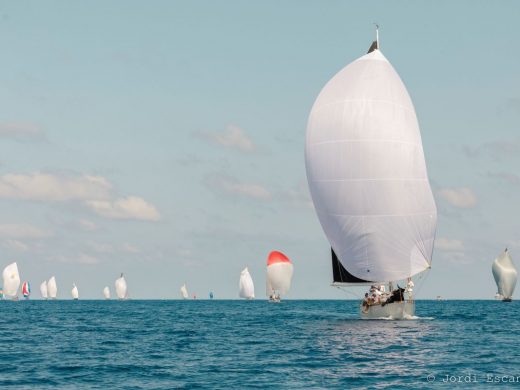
[0,1,519,299]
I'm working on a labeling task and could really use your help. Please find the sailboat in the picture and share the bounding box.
[305,28,437,319]
[209,291,214,299]
[71,283,79,300]
[2,262,21,300]
[40,281,48,299]
[22,281,31,299]
[47,276,58,299]
[180,283,189,299]
[492,249,517,302]
[266,251,294,302]
[103,286,111,300]
[239,267,255,299]
[115,273,128,300]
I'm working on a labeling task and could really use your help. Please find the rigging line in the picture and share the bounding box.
[413,268,431,298]
[334,285,363,300]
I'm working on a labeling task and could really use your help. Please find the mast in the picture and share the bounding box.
[367,23,379,53]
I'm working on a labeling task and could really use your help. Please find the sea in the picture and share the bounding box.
[0,300,518,389]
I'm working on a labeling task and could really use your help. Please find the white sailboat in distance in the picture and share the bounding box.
[40,281,48,299]
[47,276,58,299]
[115,273,128,300]
[103,286,111,300]
[266,251,294,302]
[180,283,189,299]
[239,267,255,299]
[71,283,79,300]
[492,249,517,302]
[305,27,437,319]
[2,262,21,300]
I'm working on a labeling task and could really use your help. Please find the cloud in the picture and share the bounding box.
[87,241,139,254]
[464,138,520,161]
[486,172,520,185]
[2,239,29,252]
[435,237,465,252]
[78,219,97,231]
[196,125,255,152]
[0,122,46,141]
[0,224,51,239]
[0,173,112,201]
[121,243,139,253]
[205,173,271,200]
[437,188,477,208]
[54,253,100,265]
[0,172,160,222]
[278,181,314,209]
[86,196,161,221]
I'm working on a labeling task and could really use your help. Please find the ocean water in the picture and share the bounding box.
[0,300,518,389]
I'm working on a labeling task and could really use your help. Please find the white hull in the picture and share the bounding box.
[360,301,415,320]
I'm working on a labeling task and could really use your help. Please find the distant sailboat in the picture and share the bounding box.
[115,273,127,300]
[305,28,437,319]
[239,267,255,299]
[22,281,31,299]
[180,283,189,299]
[209,291,214,299]
[47,276,58,299]
[2,262,21,300]
[71,283,79,300]
[40,281,48,299]
[103,286,110,300]
[492,249,517,302]
[266,251,293,302]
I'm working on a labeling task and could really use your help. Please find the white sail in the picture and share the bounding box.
[265,251,294,297]
[2,262,21,298]
[239,267,255,299]
[266,263,294,296]
[40,281,48,299]
[180,284,189,299]
[71,284,79,300]
[492,249,517,300]
[103,286,110,299]
[305,46,437,283]
[47,276,57,299]
[115,274,127,299]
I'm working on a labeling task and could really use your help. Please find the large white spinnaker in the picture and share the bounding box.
[71,283,79,300]
[2,262,21,299]
[266,251,294,299]
[115,273,127,299]
[492,249,517,301]
[180,284,189,299]
[239,267,255,299]
[40,281,48,299]
[47,276,58,299]
[103,286,110,299]
[305,38,437,284]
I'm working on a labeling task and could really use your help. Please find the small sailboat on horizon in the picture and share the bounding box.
[2,262,21,300]
[40,280,48,300]
[492,248,517,302]
[71,283,79,300]
[22,281,31,299]
[103,286,111,300]
[239,267,255,300]
[266,251,293,303]
[47,276,57,299]
[115,273,128,300]
[180,283,189,300]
